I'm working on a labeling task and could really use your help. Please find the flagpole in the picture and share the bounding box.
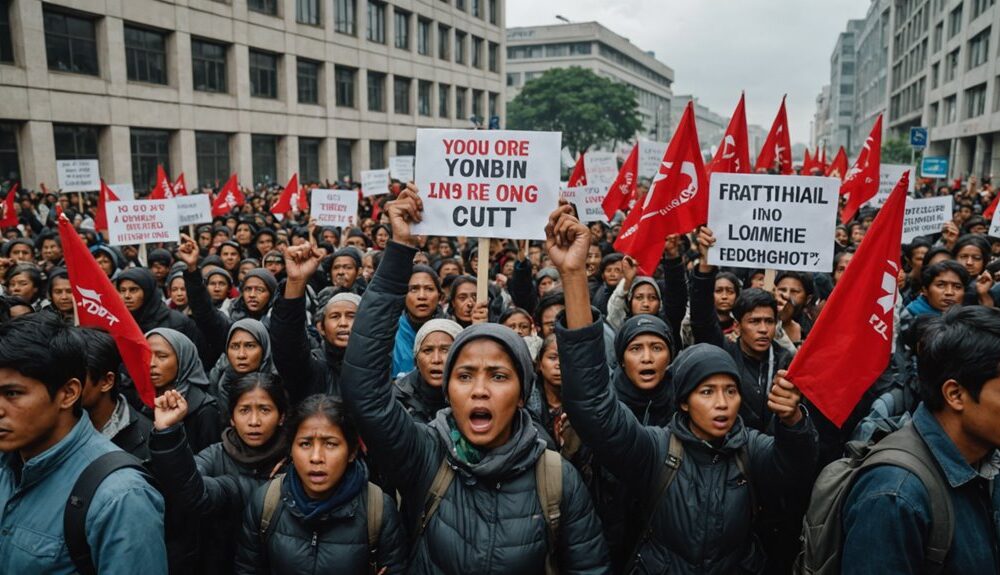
[138,243,147,267]
[476,236,490,304]
[78,192,84,213]
[188,225,195,240]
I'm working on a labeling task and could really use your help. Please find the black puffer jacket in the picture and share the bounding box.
[393,369,447,424]
[109,398,154,461]
[269,294,344,403]
[341,241,611,574]
[557,314,818,574]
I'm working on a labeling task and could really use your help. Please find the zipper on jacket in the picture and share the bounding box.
[310,531,317,548]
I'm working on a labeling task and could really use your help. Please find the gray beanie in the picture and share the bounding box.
[442,323,534,403]
[413,319,463,355]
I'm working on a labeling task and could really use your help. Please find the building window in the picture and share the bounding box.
[251,135,278,185]
[368,71,386,112]
[124,25,168,85]
[488,91,498,118]
[248,0,277,16]
[507,45,542,59]
[438,83,450,117]
[455,31,466,64]
[472,89,483,119]
[44,8,99,76]
[297,59,320,104]
[965,83,987,118]
[397,141,416,156]
[943,94,957,123]
[945,48,960,82]
[973,0,995,19]
[456,0,466,11]
[438,25,450,60]
[929,101,939,126]
[335,0,356,35]
[933,22,943,52]
[1,1,15,64]
[394,76,411,114]
[196,132,230,188]
[130,129,171,192]
[297,0,321,25]
[471,36,483,68]
[0,123,19,181]
[249,50,278,99]
[369,140,387,169]
[948,5,963,38]
[418,80,432,116]
[489,0,499,24]
[417,18,431,55]
[53,124,100,160]
[455,87,467,119]
[968,28,990,69]
[192,40,227,93]
[488,42,499,72]
[335,66,356,107]
[394,9,410,50]
[337,139,354,180]
[367,1,386,44]
[931,62,939,89]
[299,138,322,183]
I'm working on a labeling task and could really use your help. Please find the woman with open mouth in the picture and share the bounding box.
[208,318,275,419]
[394,318,463,425]
[339,186,611,574]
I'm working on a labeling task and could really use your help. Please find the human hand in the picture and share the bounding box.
[154,389,189,431]
[471,300,489,324]
[695,226,716,272]
[385,184,424,247]
[177,234,200,271]
[768,370,804,427]
[544,205,591,276]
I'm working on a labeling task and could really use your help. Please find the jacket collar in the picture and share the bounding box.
[913,403,985,488]
[4,414,95,490]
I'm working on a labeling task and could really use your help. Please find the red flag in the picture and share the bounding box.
[57,213,155,407]
[172,173,188,197]
[211,174,244,217]
[371,198,381,222]
[984,192,1000,220]
[270,173,299,217]
[802,148,813,175]
[297,184,309,211]
[614,102,707,274]
[567,153,587,187]
[602,145,638,219]
[754,96,793,174]
[708,93,750,176]
[787,171,909,427]
[0,183,18,228]
[827,146,849,180]
[95,180,120,231]
[840,115,884,224]
[149,165,174,200]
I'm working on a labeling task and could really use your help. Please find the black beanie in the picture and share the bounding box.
[667,343,741,406]
[614,314,675,366]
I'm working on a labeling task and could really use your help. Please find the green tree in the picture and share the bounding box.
[881,137,912,164]
[507,67,643,156]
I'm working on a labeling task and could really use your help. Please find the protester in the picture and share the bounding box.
[208,319,275,417]
[393,318,463,424]
[391,265,444,378]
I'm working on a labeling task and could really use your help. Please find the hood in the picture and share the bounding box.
[146,326,210,395]
[443,323,534,403]
[668,343,741,407]
[611,367,673,427]
[626,276,662,309]
[614,314,675,366]
[243,268,277,294]
[670,410,749,453]
[118,267,169,328]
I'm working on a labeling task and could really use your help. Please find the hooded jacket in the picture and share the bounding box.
[605,255,688,344]
[340,241,611,574]
[393,369,448,424]
[228,269,277,323]
[208,318,275,414]
[269,293,346,403]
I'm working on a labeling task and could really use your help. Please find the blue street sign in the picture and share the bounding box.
[921,156,949,178]
[910,127,928,148]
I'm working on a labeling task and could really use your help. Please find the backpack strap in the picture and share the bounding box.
[625,432,684,572]
[366,482,384,575]
[535,449,563,575]
[732,447,758,517]
[64,451,150,575]
[416,458,455,540]
[259,474,285,542]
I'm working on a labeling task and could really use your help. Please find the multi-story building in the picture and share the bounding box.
[505,21,674,144]
[670,94,727,154]
[829,19,866,154]
[854,0,891,151]
[813,84,832,150]
[0,0,505,190]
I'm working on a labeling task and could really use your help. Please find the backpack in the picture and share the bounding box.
[793,421,954,575]
[259,474,385,574]
[415,449,563,575]
[64,451,154,575]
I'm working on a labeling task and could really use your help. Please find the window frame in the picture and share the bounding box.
[335,0,357,35]
[195,131,231,189]
[251,134,279,186]
[130,128,172,192]
[367,71,386,112]
[335,66,357,108]
[124,24,168,85]
[297,58,321,104]
[367,1,386,44]
[43,8,100,76]
[192,39,228,93]
[249,49,279,99]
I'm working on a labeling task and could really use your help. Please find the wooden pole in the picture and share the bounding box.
[763,268,777,292]
[476,236,490,304]
[77,192,85,213]
[138,243,148,267]
[188,225,196,240]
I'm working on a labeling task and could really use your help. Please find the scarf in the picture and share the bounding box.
[447,415,484,464]
[287,459,367,522]
[429,408,546,479]
[611,367,673,427]
[221,426,288,468]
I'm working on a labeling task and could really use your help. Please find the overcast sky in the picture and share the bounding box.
[506,0,872,146]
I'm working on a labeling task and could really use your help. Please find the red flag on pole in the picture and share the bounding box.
[786,171,909,427]
[708,93,750,176]
[840,115,884,224]
[297,184,309,211]
[211,174,244,217]
[601,145,638,219]
[58,212,155,407]
[754,96,793,174]
[567,152,587,187]
[270,173,299,217]
[827,146,849,180]
[95,180,120,231]
[802,149,813,174]
[172,173,188,197]
[0,183,18,228]
[150,165,174,200]
[984,191,1000,220]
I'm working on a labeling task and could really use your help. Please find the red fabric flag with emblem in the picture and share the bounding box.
[172,173,188,197]
[149,165,174,200]
[840,115,883,224]
[271,173,299,217]
[614,102,707,274]
[827,147,849,180]
[708,93,750,177]
[984,192,1000,220]
[602,145,638,219]
[95,180,120,231]
[787,171,909,427]
[211,174,244,217]
[754,96,793,174]
[0,183,18,228]
[57,212,155,407]
[567,152,587,187]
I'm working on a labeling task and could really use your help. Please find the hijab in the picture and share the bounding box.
[146,327,210,396]
[209,319,275,407]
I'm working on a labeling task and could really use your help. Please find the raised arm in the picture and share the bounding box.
[177,234,230,363]
[269,243,325,403]
[659,235,688,346]
[508,242,537,312]
[689,227,726,347]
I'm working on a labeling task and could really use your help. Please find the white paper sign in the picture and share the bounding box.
[108,183,135,201]
[413,129,562,240]
[562,186,609,223]
[107,200,179,245]
[707,173,840,273]
[310,189,358,227]
[583,152,618,193]
[902,196,953,243]
[865,164,917,208]
[989,200,1000,237]
[361,169,391,197]
[176,194,213,226]
[389,156,415,182]
[57,160,100,192]
[638,141,668,181]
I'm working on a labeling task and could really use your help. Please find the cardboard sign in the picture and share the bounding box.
[389,156,415,182]
[638,141,668,181]
[902,196,952,243]
[108,183,135,201]
[361,169,391,197]
[412,129,562,240]
[176,194,213,226]
[562,186,609,223]
[57,160,101,192]
[865,164,916,208]
[583,152,618,193]
[107,200,179,245]
[707,173,840,273]
[310,188,358,227]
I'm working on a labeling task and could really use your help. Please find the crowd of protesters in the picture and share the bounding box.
[0,168,997,575]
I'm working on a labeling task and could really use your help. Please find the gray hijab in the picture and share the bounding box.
[210,318,275,409]
[146,327,210,396]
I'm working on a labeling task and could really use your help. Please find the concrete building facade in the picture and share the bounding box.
[670,94,727,155]
[813,84,832,150]
[829,19,866,154]
[0,0,505,191]
[853,0,891,153]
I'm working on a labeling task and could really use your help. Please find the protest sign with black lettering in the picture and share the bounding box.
[584,152,618,193]
[561,186,609,223]
[176,194,213,226]
[902,196,952,242]
[57,160,101,192]
[638,141,668,181]
[107,200,179,245]
[707,173,840,273]
[412,129,561,240]
[311,189,358,226]
[865,164,916,208]
[389,156,415,182]
[361,169,391,197]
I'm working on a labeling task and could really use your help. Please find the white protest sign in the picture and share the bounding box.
[990,201,1000,237]
[583,152,618,193]
[864,164,916,208]
[413,129,562,240]
[562,186,609,223]
[361,169,391,197]
[638,141,668,181]
[57,160,100,192]
[902,196,952,243]
[310,188,358,227]
[707,173,840,273]
[108,183,135,201]
[389,156,415,182]
[107,200,179,245]
[176,194,213,226]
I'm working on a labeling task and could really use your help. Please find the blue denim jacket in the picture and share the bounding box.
[0,414,166,574]
[842,403,1000,573]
